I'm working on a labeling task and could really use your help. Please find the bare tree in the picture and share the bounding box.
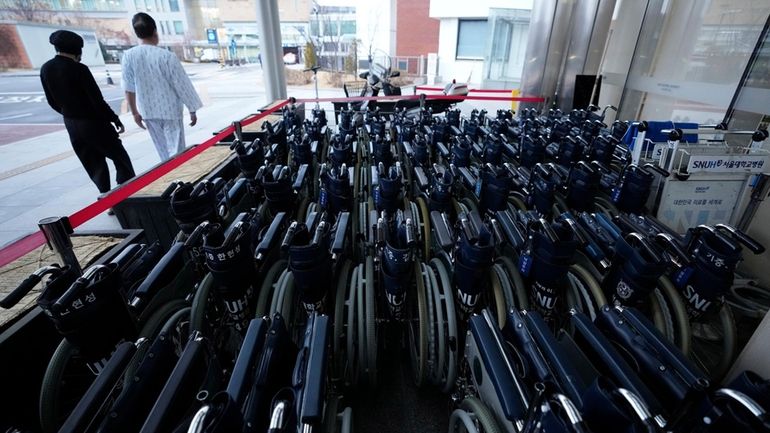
[1,0,50,22]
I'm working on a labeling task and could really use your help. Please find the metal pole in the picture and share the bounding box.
[256,0,287,102]
[38,216,82,274]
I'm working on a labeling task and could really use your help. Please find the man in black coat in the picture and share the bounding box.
[40,30,135,194]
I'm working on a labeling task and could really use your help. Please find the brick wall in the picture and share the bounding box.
[0,24,32,69]
[395,0,439,57]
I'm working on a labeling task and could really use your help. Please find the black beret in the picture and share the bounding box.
[49,30,83,56]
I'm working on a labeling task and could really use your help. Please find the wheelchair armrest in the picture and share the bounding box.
[141,332,212,433]
[332,212,350,255]
[495,210,525,249]
[131,242,185,308]
[472,142,483,156]
[402,141,414,157]
[226,178,248,207]
[437,142,450,157]
[293,164,309,190]
[596,306,707,405]
[256,212,288,258]
[227,319,268,405]
[58,341,137,433]
[469,310,530,424]
[458,167,476,189]
[521,311,586,407]
[299,314,330,424]
[569,312,662,415]
[423,125,433,136]
[479,126,492,137]
[414,166,429,190]
[431,211,454,250]
[503,142,517,158]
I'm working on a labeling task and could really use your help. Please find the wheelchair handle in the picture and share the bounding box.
[312,221,327,247]
[184,221,210,249]
[53,264,109,312]
[643,163,670,178]
[222,221,246,248]
[268,400,289,433]
[625,233,663,263]
[405,218,416,247]
[715,224,765,254]
[552,394,586,429]
[0,264,61,309]
[186,405,209,433]
[616,388,657,431]
[460,217,477,244]
[713,388,767,419]
[654,233,692,267]
[160,180,182,200]
[190,181,208,198]
[281,222,298,252]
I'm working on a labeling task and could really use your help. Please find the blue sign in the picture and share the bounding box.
[206,28,218,44]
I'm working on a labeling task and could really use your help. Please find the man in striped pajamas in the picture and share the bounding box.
[122,12,203,161]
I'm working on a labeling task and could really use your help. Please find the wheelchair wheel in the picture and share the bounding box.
[124,305,191,382]
[689,304,737,381]
[297,196,310,224]
[430,258,458,393]
[39,340,93,433]
[415,196,432,259]
[652,276,691,355]
[190,272,214,334]
[566,264,606,321]
[409,260,429,387]
[492,263,516,314]
[333,259,354,382]
[488,267,507,328]
[423,262,441,387]
[362,256,377,387]
[456,397,502,433]
[448,409,479,433]
[496,256,529,310]
[345,264,361,387]
[460,198,478,215]
[573,250,604,283]
[594,196,619,217]
[270,270,298,332]
[255,260,288,317]
[508,196,528,212]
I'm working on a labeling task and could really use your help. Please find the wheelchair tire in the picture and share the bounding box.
[430,258,458,393]
[364,256,377,387]
[297,196,309,224]
[355,261,367,387]
[410,259,429,387]
[190,273,215,334]
[424,262,441,387]
[255,260,288,317]
[655,276,691,355]
[269,270,290,317]
[448,409,479,433]
[567,264,607,321]
[496,256,529,310]
[594,196,619,218]
[334,259,354,382]
[416,196,432,259]
[459,397,502,433]
[493,263,516,314]
[346,264,361,387]
[461,197,478,215]
[488,267,507,328]
[508,196,528,212]
[554,193,570,215]
[690,304,737,381]
[39,340,91,433]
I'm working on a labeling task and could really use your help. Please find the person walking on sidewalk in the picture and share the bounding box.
[122,12,203,161]
[40,30,136,194]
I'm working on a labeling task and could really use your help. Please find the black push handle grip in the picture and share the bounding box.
[715,224,765,255]
[0,273,43,308]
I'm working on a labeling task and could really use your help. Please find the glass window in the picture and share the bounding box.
[159,21,165,35]
[168,0,179,11]
[174,20,184,35]
[340,20,356,35]
[456,19,488,59]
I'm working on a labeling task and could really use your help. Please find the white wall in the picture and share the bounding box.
[16,23,105,68]
[430,0,533,86]
[436,18,483,84]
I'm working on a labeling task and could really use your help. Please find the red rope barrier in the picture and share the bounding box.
[0,99,291,268]
[0,91,544,267]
